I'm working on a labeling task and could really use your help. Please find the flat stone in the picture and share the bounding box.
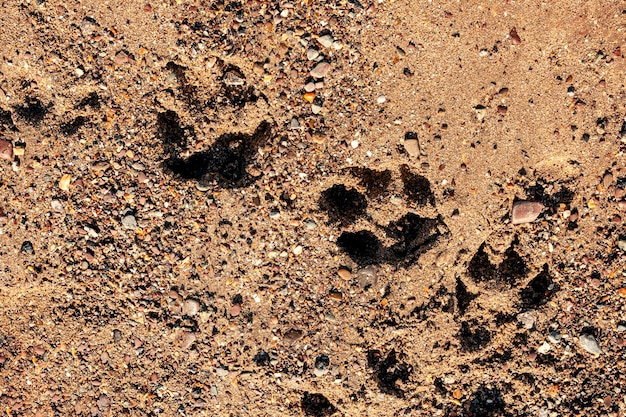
[318,34,334,48]
[337,268,352,280]
[404,138,419,157]
[579,334,601,355]
[122,214,137,230]
[310,62,330,79]
[223,69,245,86]
[311,102,322,114]
[511,201,544,225]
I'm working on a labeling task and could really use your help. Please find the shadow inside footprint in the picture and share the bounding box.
[336,213,447,267]
[157,111,273,189]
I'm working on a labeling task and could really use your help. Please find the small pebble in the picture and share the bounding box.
[181,332,196,349]
[377,95,386,104]
[357,266,378,289]
[511,200,544,225]
[183,299,200,316]
[537,342,551,354]
[306,48,320,61]
[51,199,65,213]
[304,82,316,92]
[314,354,330,376]
[292,245,303,255]
[223,69,245,86]
[317,34,334,48]
[216,367,229,377]
[269,209,280,219]
[58,174,72,191]
[304,219,317,230]
[311,102,323,114]
[0,139,13,161]
[196,179,211,192]
[230,304,241,317]
[310,61,330,78]
[337,268,352,280]
[122,214,138,230]
[20,241,34,254]
[404,138,419,157]
[517,310,537,330]
[579,334,601,355]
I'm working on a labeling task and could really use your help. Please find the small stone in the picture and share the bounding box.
[617,323,626,333]
[196,179,211,192]
[337,268,351,280]
[12,144,24,156]
[180,331,196,349]
[511,200,544,225]
[310,61,330,78]
[223,68,245,86]
[304,219,318,229]
[314,354,330,376]
[230,304,241,317]
[509,27,521,44]
[269,209,280,219]
[114,50,130,65]
[20,241,34,254]
[404,138,419,157]
[183,299,200,316]
[0,139,13,161]
[317,34,334,48]
[292,245,303,255]
[58,174,72,191]
[96,394,110,410]
[216,367,229,377]
[517,310,537,330]
[579,333,601,355]
[51,199,65,214]
[131,162,145,171]
[284,328,303,343]
[618,240,626,252]
[357,266,378,290]
[91,161,110,172]
[311,102,322,114]
[377,95,386,104]
[307,48,320,61]
[121,214,137,230]
[537,342,551,354]
[290,118,300,129]
[304,82,316,92]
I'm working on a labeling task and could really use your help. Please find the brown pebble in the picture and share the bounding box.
[337,267,352,280]
[511,201,544,225]
[230,304,241,316]
[497,105,507,115]
[0,139,13,161]
[509,27,521,44]
[329,291,343,301]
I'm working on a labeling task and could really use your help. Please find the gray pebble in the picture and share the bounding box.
[290,118,300,129]
[579,334,601,355]
[270,209,281,219]
[122,214,137,230]
[314,354,330,377]
[357,266,378,289]
[20,241,34,254]
[196,179,211,192]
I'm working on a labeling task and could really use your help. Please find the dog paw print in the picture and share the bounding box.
[319,164,448,267]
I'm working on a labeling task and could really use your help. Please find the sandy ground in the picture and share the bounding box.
[0,1,625,416]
